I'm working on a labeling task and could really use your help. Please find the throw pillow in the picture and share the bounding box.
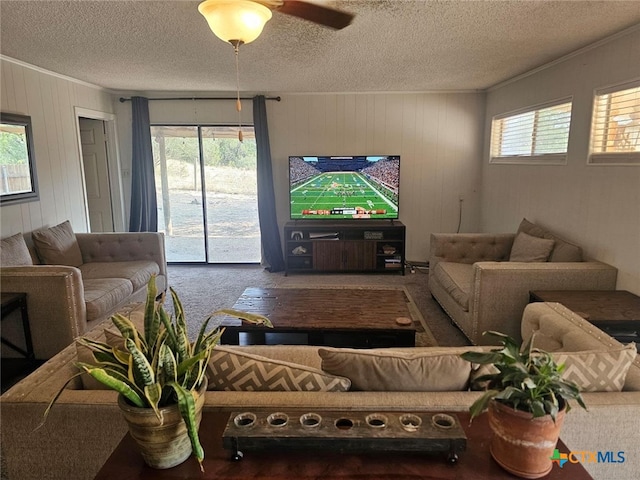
[509,232,555,262]
[517,218,583,262]
[318,347,472,391]
[102,303,148,348]
[75,340,110,390]
[552,343,637,392]
[469,343,637,392]
[104,328,126,349]
[0,233,33,266]
[32,220,83,266]
[207,346,351,392]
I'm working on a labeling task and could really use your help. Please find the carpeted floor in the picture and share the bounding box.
[165,264,470,348]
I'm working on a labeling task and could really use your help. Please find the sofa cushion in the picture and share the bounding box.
[319,347,472,391]
[431,262,473,310]
[80,261,160,291]
[509,232,555,262]
[517,218,583,262]
[83,278,134,321]
[0,233,33,266]
[32,220,83,267]
[207,346,351,392]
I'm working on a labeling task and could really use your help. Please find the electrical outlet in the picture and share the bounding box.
[458,194,464,202]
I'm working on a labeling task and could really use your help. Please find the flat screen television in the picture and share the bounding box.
[289,155,400,220]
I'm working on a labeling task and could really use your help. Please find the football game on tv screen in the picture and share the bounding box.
[288,155,400,220]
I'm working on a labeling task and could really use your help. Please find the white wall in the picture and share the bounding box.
[481,28,640,293]
[115,93,485,263]
[0,57,115,237]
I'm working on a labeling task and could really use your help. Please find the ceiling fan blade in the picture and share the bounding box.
[277,1,353,30]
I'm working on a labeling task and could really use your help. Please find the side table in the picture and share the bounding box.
[1,292,41,392]
[1,292,34,359]
[530,290,640,343]
[95,410,592,479]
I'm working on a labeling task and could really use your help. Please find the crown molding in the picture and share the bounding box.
[488,23,640,92]
[0,55,109,92]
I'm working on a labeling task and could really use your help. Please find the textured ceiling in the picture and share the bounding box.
[1,1,639,95]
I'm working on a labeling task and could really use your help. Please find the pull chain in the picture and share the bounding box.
[233,42,243,142]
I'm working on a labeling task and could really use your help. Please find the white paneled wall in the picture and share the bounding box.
[482,28,640,293]
[268,93,485,262]
[0,57,115,237]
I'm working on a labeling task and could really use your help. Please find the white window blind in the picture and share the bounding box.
[490,99,572,164]
[589,81,640,165]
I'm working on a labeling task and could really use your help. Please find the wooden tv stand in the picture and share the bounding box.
[284,220,405,275]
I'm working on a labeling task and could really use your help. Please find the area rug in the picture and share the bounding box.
[165,265,469,347]
[165,274,437,347]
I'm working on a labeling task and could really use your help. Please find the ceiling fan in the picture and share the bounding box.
[197,0,354,141]
[260,0,354,30]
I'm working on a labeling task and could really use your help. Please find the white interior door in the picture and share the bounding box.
[80,117,114,232]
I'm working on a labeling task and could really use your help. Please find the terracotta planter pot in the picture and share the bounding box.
[117,379,207,469]
[488,400,566,479]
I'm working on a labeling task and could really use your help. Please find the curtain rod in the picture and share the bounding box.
[119,96,281,103]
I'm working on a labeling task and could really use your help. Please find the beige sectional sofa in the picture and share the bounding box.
[0,221,167,358]
[429,218,618,345]
[1,301,638,480]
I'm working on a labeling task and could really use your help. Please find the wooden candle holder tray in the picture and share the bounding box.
[222,410,467,463]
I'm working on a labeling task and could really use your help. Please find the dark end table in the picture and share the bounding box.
[1,292,43,393]
[1,292,34,359]
[530,290,640,343]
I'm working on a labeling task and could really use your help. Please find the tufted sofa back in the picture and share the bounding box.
[76,232,167,277]
[429,233,514,272]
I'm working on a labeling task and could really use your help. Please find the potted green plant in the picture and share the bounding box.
[460,331,586,479]
[42,276,271,471]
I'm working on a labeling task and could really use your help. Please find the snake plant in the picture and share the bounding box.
[42,275,271,471]
[461,331,586,422]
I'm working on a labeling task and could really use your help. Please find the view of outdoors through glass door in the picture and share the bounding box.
[151,125,260,263]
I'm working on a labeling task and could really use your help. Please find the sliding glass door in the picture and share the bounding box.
[151,125,260,263]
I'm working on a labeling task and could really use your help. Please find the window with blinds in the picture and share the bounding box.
[589,81,640,165]
[490,99,572,164]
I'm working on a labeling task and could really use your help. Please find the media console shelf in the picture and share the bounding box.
[284,221,406,275]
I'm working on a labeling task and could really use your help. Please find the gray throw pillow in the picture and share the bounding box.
[32,220,83,266]
[517,218,583,262]
[0,233,33,266]
[509,232,554,262]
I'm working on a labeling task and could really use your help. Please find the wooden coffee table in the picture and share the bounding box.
[94,410,593,479]
[219,287,417,348]
[530,290,640,343]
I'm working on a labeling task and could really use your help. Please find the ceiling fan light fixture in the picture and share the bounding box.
[198,0,272,45]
